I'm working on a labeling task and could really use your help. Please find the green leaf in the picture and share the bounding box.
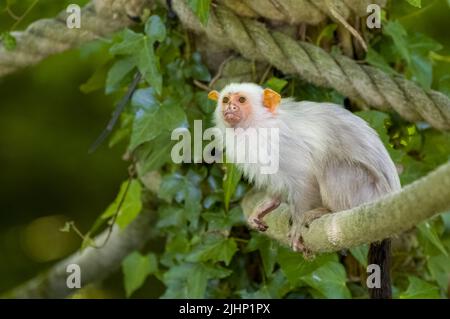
[400,276,441,299]
[405,0,421,8]
[80,62,109,94]
[196,91,214,114]
[408,33,442,55]
[223,162,242,211]
[101,180,142,229]
[131,87,158,110]
[1,32,16,51]
[408,53,432,89]
[264,77,288,93]
[165,232,190,256]
[187,0,212,25]
[158,172,184,202]
[108,113,133,148]
[349,244,369,267]
[138,39,163,95]
[421,130,450,168]
[427,254,450,292]
[301,261,352,298]
[110,21,166,95]
[246,233,279,277]
[417,221,448,256]
[277,246,338,286]
[110,29,144,56]
[122,252,158,297]
[129,106,161,150]
[186,52,211,82]
[383,21,410,64]
[136,134,174,174]
[187,236,238,265]
[162,263,231,298]
[239,270,291,299]
[355,111,402,162]
[106,58,135,94]
[145,15,166,42]
[365,48,395,74]
[158,170,203,227]
[156,206,185,229]
[316,23,337,46]
[129,97,186,150]
[189,263,232,298]
[202,206,244,232]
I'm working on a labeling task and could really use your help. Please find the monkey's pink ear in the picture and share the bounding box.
[208,90,219,101]
[263,88,281,113]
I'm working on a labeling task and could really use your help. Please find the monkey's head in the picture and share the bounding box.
[208,83,281,128]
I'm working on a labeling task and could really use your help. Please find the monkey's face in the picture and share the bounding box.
[220,92,251,126]
[208,83,282,128]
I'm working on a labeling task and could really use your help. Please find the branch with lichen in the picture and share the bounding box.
[242,161,450,253]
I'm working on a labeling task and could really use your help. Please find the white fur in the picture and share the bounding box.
[214,83,401,222]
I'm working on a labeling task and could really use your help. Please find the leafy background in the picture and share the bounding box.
[0,0,449,298]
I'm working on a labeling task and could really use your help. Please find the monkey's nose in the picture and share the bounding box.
[227,104,239,112]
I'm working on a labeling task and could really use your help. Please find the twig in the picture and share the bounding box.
[325,0,367,52]
[259,64,272,85]
[88,72,142,154]
[10,0,39,31]
[209,54,235,88]
[193,79,211,91]
[94,174,133,248]
[5,7,20,21]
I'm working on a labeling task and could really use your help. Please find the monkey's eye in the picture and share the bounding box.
[239,96,246,103]
[222,96,230,104]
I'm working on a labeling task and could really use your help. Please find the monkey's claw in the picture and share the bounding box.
[289,227,314,259]
[248,217,268,232]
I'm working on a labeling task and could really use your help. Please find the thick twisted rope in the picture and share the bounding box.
[4,0,446,131]
[171,0,450,130]
[0,0,148,77]
[0,0,384,78]
[218,0,387,25]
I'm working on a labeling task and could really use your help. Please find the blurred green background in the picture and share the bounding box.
[0,0,449,297]
[0,0,129,296]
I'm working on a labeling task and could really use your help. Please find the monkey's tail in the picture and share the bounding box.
[368,239,392,299]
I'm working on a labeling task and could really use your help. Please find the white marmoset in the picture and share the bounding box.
[209,82,400,299]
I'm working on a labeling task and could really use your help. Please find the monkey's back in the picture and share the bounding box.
[276,100,401,212]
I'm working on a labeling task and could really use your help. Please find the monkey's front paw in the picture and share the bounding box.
[248,217,268,232]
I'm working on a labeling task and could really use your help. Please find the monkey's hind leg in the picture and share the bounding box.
[247,197,281,232]
[290,207,331,257]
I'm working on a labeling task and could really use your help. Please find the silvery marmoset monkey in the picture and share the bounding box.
[208,83,401,299]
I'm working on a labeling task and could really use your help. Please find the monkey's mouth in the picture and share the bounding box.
[223,111,241,125]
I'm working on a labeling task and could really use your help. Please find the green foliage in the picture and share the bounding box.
[187,0,212,25]
[264,77,288,93]
[223,163,242,211]
[367,19,445,89]
[405,0,421,8]
[0,32,16,50]
[102,179,142,229]
[78,4,450,299]
[122,252,158,297]
[400,276,440,299]
[110,15,166,95]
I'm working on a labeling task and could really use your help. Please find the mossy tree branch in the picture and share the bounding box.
[242,161,450,253]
